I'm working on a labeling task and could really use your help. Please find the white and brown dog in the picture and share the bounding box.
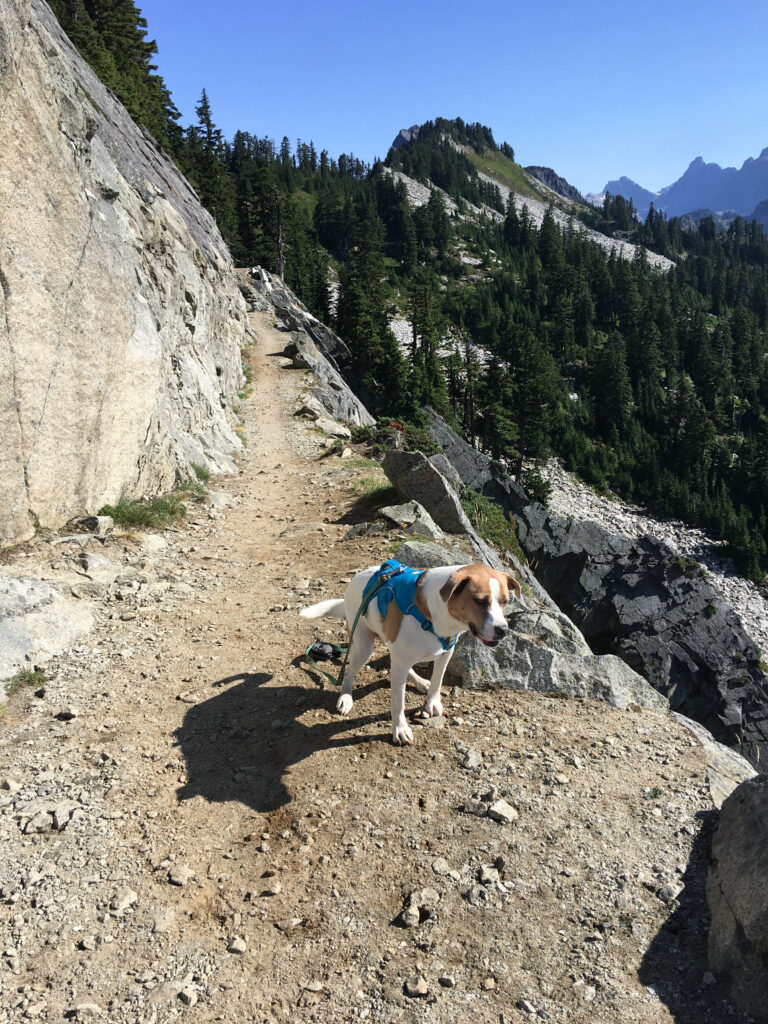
[301,561,521,745]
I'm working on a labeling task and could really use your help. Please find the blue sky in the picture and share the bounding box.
[139,0,768,195]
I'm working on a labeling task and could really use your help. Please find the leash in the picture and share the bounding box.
[303,565,403,687]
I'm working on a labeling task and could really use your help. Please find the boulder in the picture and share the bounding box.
[377,502,444,540]
[0,577,94,685]
[707,775,768,1015]
[446,608,668,712]
[0,0,248,545]
[422,408,768,769]
[516,504,768,768]
[382,450,502,569]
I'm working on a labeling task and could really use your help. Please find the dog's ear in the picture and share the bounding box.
[506,574,522,601]
[440,571,470,603]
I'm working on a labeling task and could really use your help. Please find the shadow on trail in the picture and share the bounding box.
[174,670,388,813]
[638,809,754,1024]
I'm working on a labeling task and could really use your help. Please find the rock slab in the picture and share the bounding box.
[707,775,768,1015]
[0,577,94,686]
[0,0,248,545]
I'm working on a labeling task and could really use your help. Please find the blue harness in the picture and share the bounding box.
[361,559,457,651]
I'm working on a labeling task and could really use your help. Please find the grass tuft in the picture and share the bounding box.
[6,668,46,696]
[461,488,526,566]
[98,496,186,530]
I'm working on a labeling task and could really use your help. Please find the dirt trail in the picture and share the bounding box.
[0,312,754,1024]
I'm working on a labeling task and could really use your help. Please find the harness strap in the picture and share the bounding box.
[304,560,457,686]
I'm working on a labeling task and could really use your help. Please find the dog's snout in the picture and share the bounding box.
[494,623,509,640]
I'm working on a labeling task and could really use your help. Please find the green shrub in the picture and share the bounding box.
[191,462,210,482]
[461,488,526,566]
[6,668,46,696]
[98,496,186,530]
[351,418,441,457]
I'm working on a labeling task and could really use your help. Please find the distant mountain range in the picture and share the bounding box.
[589,146,768,222]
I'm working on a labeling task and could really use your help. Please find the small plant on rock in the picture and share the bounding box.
[98,496,186,530]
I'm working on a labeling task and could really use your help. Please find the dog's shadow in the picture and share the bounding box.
[173,670,387,813]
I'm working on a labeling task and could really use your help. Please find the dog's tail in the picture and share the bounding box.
[300,598,346,620]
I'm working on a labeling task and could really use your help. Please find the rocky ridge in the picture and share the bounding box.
[541,460,768,663]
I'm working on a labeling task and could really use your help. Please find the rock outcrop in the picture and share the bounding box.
[707,775,768,1015]
[243,268,374,427]
[0,577,94,681]
[0,0,248,546]
[524,166,584,203]
[516,508,768,768]
[381,449,503,569]
[422,409,768,769]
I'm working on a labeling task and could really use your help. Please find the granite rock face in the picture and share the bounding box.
[0,0,248,545]
[422,408,768,769]
[707,775,768,1015]
[0,577,94,685]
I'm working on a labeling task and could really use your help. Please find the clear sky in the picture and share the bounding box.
[138,0,768,195]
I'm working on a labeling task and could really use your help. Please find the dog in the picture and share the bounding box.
[300,560,522,745]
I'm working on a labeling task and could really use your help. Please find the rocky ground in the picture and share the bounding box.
[0,311,762,1024]
[542,462,768,660]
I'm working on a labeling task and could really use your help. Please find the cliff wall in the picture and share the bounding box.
[0,0,249,544]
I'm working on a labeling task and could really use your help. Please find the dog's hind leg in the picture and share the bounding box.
[336,623,375,716]
[407,668,431,694]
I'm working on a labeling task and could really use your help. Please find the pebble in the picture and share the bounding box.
[110,889,137,914]
[488,799,519,824]
[179,988,198,1006]
[404,975,429,998]
[70,1003,103,1018]
[275,917,303,932]
[56,706,79,721]
[463,799,487,817]
[152,906,175,933]
[227,936,247,954]
[431,857,451,876]
[461,749,483,770]
[168,864,195,886]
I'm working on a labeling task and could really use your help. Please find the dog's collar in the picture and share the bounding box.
[362,560,458,652]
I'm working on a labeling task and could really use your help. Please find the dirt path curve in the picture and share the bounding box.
[0,312,743,1024]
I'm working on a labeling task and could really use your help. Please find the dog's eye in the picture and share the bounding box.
[474,596,490,608]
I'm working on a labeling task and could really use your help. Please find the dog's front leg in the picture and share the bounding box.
[337,624,374,716]
[424,650,453,718]
[390,657,413,745]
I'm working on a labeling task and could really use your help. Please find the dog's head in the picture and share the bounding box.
[440,565,522,648]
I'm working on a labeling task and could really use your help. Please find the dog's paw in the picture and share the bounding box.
[409,672,430,695]
[336,693,353,716]
[392,722,414,746]
[425,696,443,718]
